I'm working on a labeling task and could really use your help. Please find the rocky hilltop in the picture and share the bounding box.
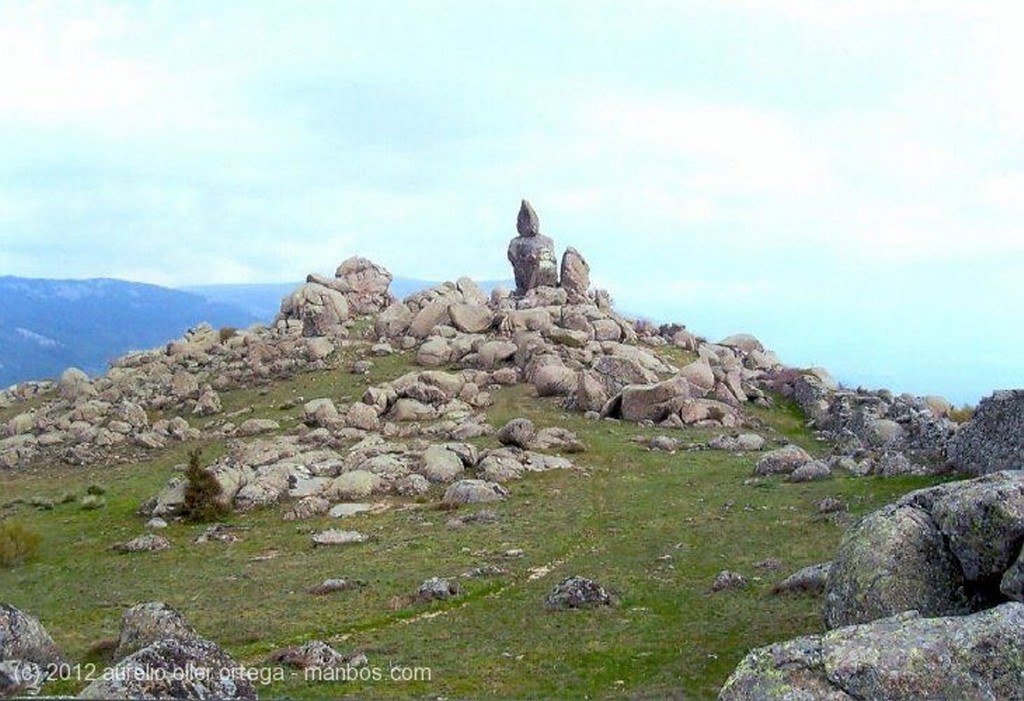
[1,201,1021,699]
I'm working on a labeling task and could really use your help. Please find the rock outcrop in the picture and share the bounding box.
[947,389,1024,475]
[79,603,257,700]
[507,200,558,293]
[720,603,1024,700]
[824,470,1024,628]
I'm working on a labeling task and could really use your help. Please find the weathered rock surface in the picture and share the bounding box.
[754,444,813,476]
[79,635,258,700]
[948,389,1024,475]
[545,576,615,610]
[559,247,590,302]
[824,504,967,628]
[0,604,64,667]
[719,603,1024,701]
[508,200,558,292]
[114,601,197,659]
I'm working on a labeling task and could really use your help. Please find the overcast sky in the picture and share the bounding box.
[1,1,1022,403]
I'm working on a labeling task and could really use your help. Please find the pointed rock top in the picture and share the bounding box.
[517,199,540,237]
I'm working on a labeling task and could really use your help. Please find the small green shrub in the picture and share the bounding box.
[86,484,106,496]
[949,404,975,423]
[0,520,41,568]
[179,450,230,523]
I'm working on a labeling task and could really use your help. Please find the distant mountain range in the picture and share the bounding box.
[1,275,512,388]
[0,277,262,388]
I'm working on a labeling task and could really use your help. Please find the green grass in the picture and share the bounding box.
[0,360,946,699]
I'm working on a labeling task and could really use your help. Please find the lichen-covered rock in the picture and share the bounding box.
[926,472,1024,582]
[417,577,463,602]
[948,389,1024,475]
[508,201,558,292]
[441,479,509,506]
[824,505,967,629]
[545,576,615,610]
[79,636,258,700]
[112,534,172,554]
[720,604,1024,700]
[278,282,349,337]
[559,247,590,302]
[754,445,813,476]
[496,418,536,450]
[114,602,197,659]
[0,603,64,666]
[772,562,831,595]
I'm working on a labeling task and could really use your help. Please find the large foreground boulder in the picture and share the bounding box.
[948,389,1024,475]
[824,471,1024,630]
[0,603,64,666]
[79,636,258,700]
[719,603,1024,700]
[824,504,967,628]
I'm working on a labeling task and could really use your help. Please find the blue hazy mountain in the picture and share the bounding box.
[0,277,260,387]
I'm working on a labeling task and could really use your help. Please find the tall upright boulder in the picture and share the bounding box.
[508,200,558,293]
[560,247,590,302]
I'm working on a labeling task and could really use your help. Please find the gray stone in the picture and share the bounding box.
[0,603,64,666]
[559,246,590,302]
[417,577,463,602]
[419,445,465,483]
[712,570,748,592]
[496,418,536,449]
[79,635,258,700]
[1001,547,1024,602]
[948,389,1024,475]
[442,479,509,506]
[114,602,197,659]
[516,198,540,236]
[448,303,494,334]
[788,460,832,482]
[823,505,967,629]
[927,473,1024,581]
[754,444,813,476]
[113,534,172,553]
[269,639,349,670]
[311,529,367,547]
[720,604,1024,701]
[772,562,831,595]
[544,576,615,610]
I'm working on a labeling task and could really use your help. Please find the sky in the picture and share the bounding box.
[1,0,1022,404]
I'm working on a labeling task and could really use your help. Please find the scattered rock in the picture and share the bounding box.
[269,639,355,670]
[788,460,832,482]
[79,635,258,700]
[772,562,832,595]
[545,576,615,610]
[754,444,813,476]
[417,577,463,602]
[309,579,365,596]
[311,530,367,547]
[496,418,536,449]
[112,535,171,553]
[712,570,748,592]
[442,479,509,506]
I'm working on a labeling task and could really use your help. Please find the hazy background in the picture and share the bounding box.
[2,1,1022,404]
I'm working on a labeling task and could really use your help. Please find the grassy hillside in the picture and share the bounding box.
[0,345,944,699]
